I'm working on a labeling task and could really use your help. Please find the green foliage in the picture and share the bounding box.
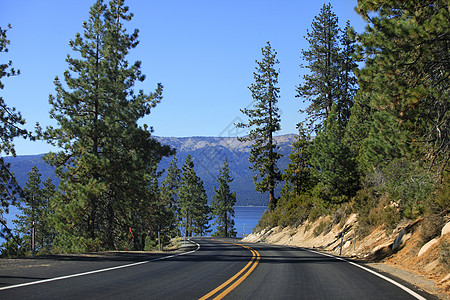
[421,174,450,242]
[237,41,282,211]
[423,173,450,217]
[309,104,360,201]
[313,220,329,237]
[350,181,402,237]
[0,24,28,157]
[254,210,276,233]
[13,167,56,255]
[282,123,312,198]
[159,154,181,237]
[38,0,172,252]
[440,241,450,271]
[211,159,237,238]
[355,0,449,174]
[297,3,358,132]
[0,236,25,258]
[254,191,325,232]
[178,155,210,236]
[0,24,31,241]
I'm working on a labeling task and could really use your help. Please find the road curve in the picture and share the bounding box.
[226,241,432,299]
[0,237,433,299]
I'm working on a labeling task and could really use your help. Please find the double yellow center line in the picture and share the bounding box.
[199,241,261,300]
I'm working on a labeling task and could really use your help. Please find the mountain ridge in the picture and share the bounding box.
[4,134,297,206]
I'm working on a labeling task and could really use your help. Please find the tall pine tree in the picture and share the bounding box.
[309,104,359,202]
[211,159,237,237]
[297,3,357,132]
[159,154,181,237]
[14,167,56,255]
[39,0,171,252]
[355,0,449,174]
[237,41,282,211]
[177,155,210,237]
[282,123,312,198]
[0,24,30,242]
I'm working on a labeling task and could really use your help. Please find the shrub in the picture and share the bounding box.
[144,236,157,251]
[440,241,450,271]
[313,220,329,237]
[0,237,25,258]
[421,174,450,242]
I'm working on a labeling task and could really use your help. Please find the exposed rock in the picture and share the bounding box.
[392,229,405,251]
[418,238,439,257]
[441,221,450,237]
[244,214,449,298]
[392,230,412,251]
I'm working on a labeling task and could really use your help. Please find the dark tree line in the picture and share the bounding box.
[254,1,448,234]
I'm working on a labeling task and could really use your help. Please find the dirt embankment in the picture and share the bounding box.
[244,214,450,299]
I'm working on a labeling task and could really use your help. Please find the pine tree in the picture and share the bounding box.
[282,124,312,198]
[14,167,56,255]
[309,104,359,202]
[297,3,340,132]
[297,3,358,132]
[355,0,449,174]
[159,154,181,237]
[39,0,171,251]
[161,154,181,213]
[40,178,56,252]
[178,155,210,237]
[211,159,237,237]
[337,21,358,126]
[237,41,282,211]
[0,24,30,237]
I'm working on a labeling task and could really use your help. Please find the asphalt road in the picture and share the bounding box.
[0,237,433,299]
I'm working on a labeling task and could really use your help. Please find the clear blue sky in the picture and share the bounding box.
[1,0,367,156]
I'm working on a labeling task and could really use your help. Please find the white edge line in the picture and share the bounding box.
[0,239,201,292]
[305,248,426,300]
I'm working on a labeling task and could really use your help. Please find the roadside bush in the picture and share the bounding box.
[381,204,402,232]
[350,187,400,237]
[423,173,450,215]
[0,237,25,258]
[440,241,450,271]
[255,192,324,232]
[144,236,158,251]
[421,174,450,242]
[278,193,316,228]
[421,215,445,242]
[254,210,276,233]
[313,220,328,237]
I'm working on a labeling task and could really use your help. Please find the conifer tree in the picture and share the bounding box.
[161,154,181,212]
[282,124,312,198]
[39,0,171,251]
[159,154,181,236]
[211,159,237,237]
[355,0,449,174]
[0,24,30,234]
[297,3,357,132]
[337,21,358,126]
[237,41,282,211]
[178,155,210,236]
[297,3,340,132]
[309,104,359,201]
[14,167,56,255]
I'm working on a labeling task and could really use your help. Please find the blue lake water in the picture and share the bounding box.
[234,206,267,237]
[1,205,268,246]
[209,206,268,238]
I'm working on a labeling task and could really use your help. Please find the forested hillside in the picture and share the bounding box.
[257,1,449,249]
